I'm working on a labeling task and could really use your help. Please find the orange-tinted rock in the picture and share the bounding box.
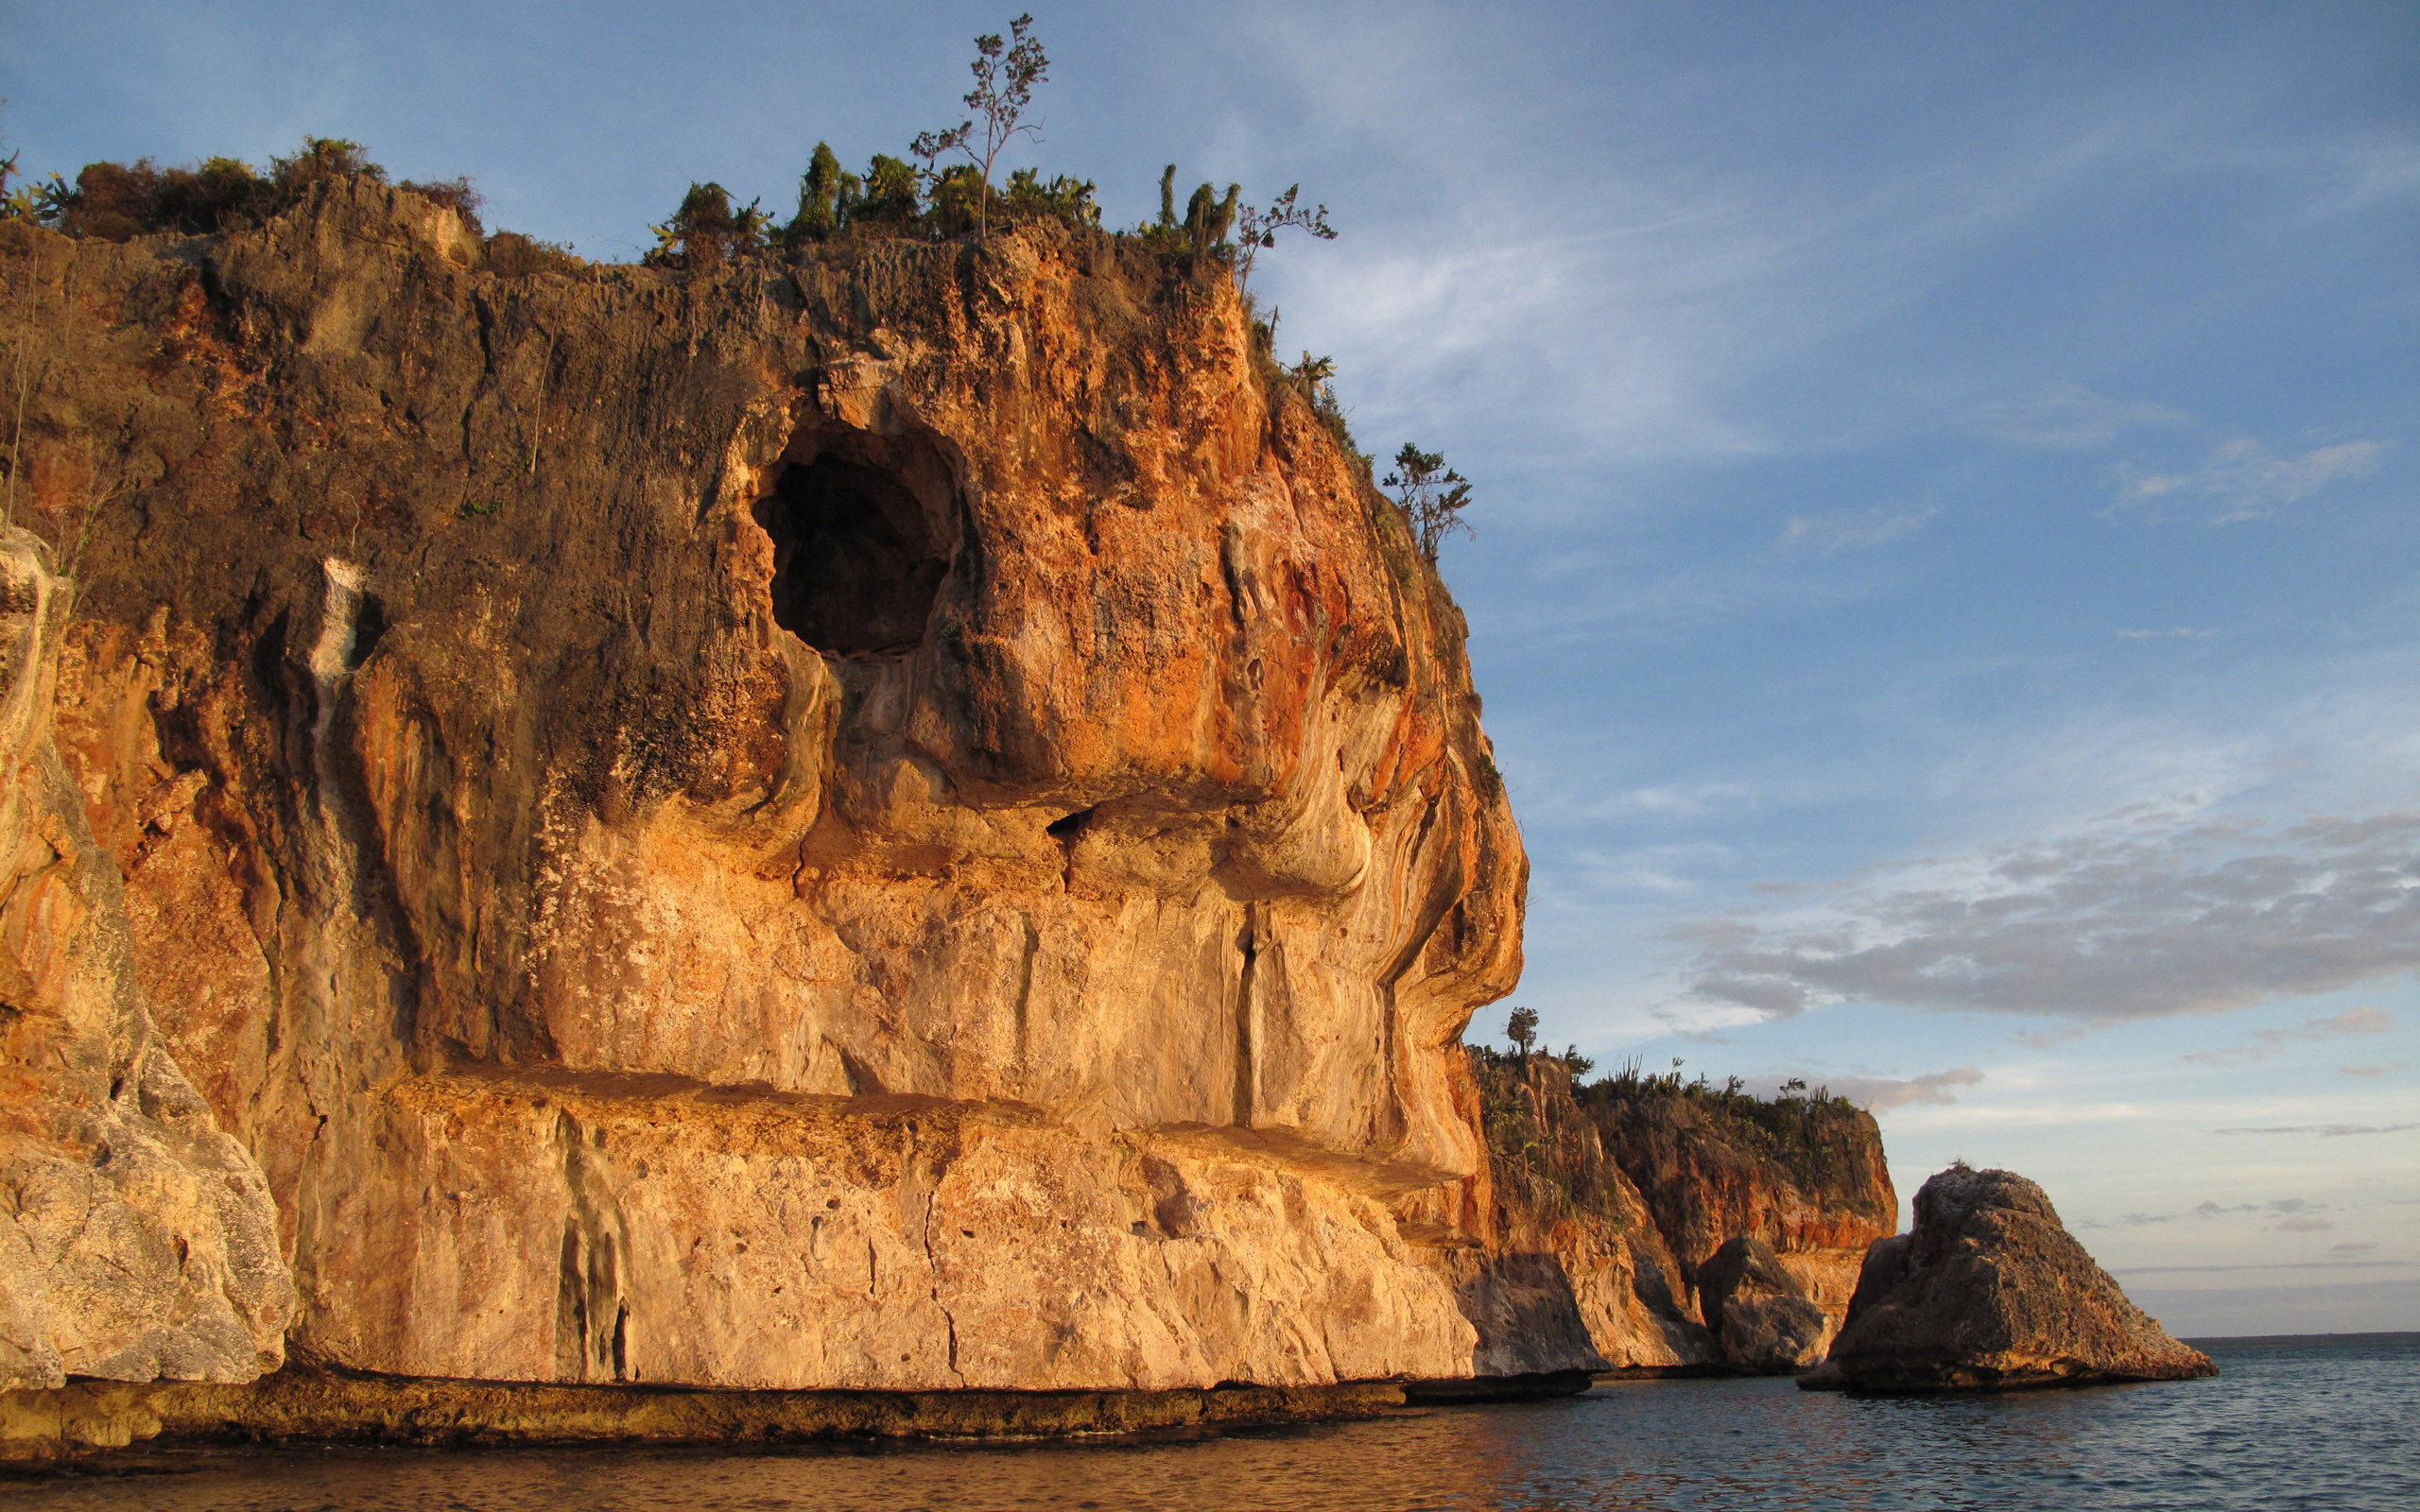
[0,182,1530,1398]
[1443,1057,1895,1373]
[1591,1089,1896,1323]
[0,535,292,1388]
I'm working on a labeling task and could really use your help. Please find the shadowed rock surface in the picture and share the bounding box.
[1804,1164,2218,1392]
[1697,1235,1830,1373]
[1590,1080,1895,1325]
[0,174,1541,1439]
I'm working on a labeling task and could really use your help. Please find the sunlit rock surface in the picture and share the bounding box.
[1440,1057,1894,1373]
[0,180,1533,1400]
[0,534,291,1389]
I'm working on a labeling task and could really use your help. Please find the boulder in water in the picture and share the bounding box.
[1801,1164,2217,1391]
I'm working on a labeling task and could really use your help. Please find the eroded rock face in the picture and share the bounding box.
[1805,1165,2217,1391]
[0,182,1529,1394]
[0,534,292,1388]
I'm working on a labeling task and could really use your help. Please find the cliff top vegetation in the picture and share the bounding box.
[1,16,1475,570]
[1472,1027,1877,1188]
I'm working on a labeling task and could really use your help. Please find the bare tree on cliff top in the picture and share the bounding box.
[1387,443,1473,564]
[1233,183,1336,292]
[912,13,1048,242]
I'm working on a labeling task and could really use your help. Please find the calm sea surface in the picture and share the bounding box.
[7,1334,2413,1511]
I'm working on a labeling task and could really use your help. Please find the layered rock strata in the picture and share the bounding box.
[1803,1164,2217,1391]
[0,177,1539,1428]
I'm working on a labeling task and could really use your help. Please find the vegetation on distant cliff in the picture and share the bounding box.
[1470,1040,1892,1245]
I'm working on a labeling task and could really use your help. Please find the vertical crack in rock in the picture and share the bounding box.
[1011,914,1039,1074]
[904,1124,965,1384]
[551,1109,631,1383]
[304,559,364,757]
[1234,904,1262,1128]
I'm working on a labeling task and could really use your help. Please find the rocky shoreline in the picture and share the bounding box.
[0,1369,1616,1462]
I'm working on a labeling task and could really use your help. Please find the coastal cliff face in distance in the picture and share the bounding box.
[0,179,1532,1398]
[1592,1075,1897,1325]
[1442,1055,1895,1373]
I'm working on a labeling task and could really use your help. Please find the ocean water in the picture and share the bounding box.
[8,1334,2414,1511]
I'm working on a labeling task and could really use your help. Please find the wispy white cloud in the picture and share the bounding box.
[2116,438,2391,523]
[1230,5,2368,473]
[1584,782,1759,821]
[1776,507,1937,556]
[2182,1006,2395,1068]
[1824,1065,1984,1111]
[1560,842,1738,898]
[1670,808,2420,1024]
[2341,1059,2410,1079]
[2210,1123,2420,1137]
[1971,385,2194,450]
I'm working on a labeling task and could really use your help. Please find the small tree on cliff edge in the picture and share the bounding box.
[912,13,1048,241]
[1386,443,1473,564]
[1506,1006,1539,1057]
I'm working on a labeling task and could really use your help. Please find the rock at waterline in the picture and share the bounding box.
[1699,1234,1833,1374]
[1801,1164,2218,1391]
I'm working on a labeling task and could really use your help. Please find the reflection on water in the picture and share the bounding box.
[9,1336,2414,1511]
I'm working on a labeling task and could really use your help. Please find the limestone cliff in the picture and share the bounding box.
[0,533,291,1390]
[1443,1056,1894,1374]
[0,179,1533,1406]
[1590,1075,1896,1327]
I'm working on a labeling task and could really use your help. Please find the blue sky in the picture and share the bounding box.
[8,1,2415,1335]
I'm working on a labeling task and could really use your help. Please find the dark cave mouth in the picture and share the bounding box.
[756,432,959,657]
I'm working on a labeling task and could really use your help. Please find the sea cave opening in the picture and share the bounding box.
[756,431,959,656]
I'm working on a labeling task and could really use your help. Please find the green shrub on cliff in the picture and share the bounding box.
[772,139,1098,251]
[1386,444,1473,564]
[646,180,771,268]
[1571,1057,1872,1199]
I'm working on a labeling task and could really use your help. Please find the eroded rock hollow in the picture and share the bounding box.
[0,181,1534,1401]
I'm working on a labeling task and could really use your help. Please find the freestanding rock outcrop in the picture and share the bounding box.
[1804,1164,2217,1391]
[0,173,1546,1440]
